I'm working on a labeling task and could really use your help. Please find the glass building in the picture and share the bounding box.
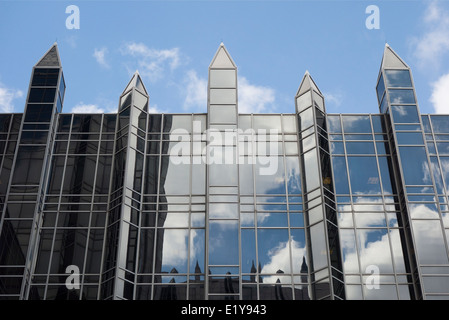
[0,42,448,300]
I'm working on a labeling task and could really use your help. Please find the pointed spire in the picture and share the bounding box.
[209,43,236,69]
[122,70,148,96]
[381,44,409,69]
[36,43,61,67]
[296,70,322,97]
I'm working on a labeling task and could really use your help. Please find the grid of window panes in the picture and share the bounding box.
[327,114,414,300]
[238,114,309,300]
[0,114,23,299]
[420,114,449,298]
[134,114,206,300]
[27,114,115,300]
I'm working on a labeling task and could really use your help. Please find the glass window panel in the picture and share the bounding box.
[257,229,291,274]
[390,105,419,123]
[296,92,312,112]
[192,162,205,195]
[357,229,394,273]
[12,146,45,185]
[160,156,190,195]
[241,229,256,273]
[347,157,381,195]
[332,157,350,194]
[210,89,236,105]
[209,221,239,265]
[422,276,449,295]
[388,89,415,104]
[209,69,236,88]
[210,105,236,123]
[25,104,53,122]
[310,223,328,270]
[430,157,444,194]
[430,115,449,133]
[253,115,281,131]
[239,162,254,195]
[355,212,386,228]
[285,156,301,195]
[327,115,341,133]
[330,142,344,154]
[396,132,424,145]
[385,70,412,88]
[282,115,297,133]
[303,150,320,191]
[210,163,238,186]
[412,220,449,265]
[371,115,385,133]
[342,116,372,133]
[299,108,313,131]
[32,68,59,86]
[437,142,449,155]
[257,212,288,227]
[340,229,359,273]
[398,147,432,185]
[190,229,205,274]
[163,115,192,133]
[376,73,385,103]
[363,284,398,300]
[345,142,375,154]
[255,156,285,194]
[378,157,394,194]
[156,229,189,273]
[209,203,238,219]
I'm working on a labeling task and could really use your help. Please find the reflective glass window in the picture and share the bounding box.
[156,229,189,273]
[332,157,350,194]
[342,116,372,133]
[345,142,375,154]
[210,89,236,105]
[376,73,385,103]
[396,132,424,145]
[388,89,415,104]
[347,157,381,194]
[209,221,239,265]
[299,107,313,131]
[357,229,394,273]
[257,229,290,274]
[253,115,281,131]
[282,115,297,133]
[398,147,432,185]
[385,70,412,88]
[255,156,285,194]
[210,105,236,123]
[412,220,449,265]
[327,115,342,133]
[391,105,419,123]
[209,70,236,88]
[378,157,394,194]
[297,92,312,112]
[430,115,449,133]
[24,104,53,122]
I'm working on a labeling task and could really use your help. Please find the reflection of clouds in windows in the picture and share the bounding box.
[161,229,189,271]
[259,239,307,284]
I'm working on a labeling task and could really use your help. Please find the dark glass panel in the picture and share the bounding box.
[57,114,72,132]
[20,131,48,144]
[378,157,395,194]
[0,115,11,132]
[50,229,87,274]
[62,156,96,194]
[11,146,45,185]
[28,88,56,103]
[95,156,112,194]
[5,203,35,219]
[72,114,101,133]
[31,68,59,87]
[332,157,350,194]
[138,229,155,273]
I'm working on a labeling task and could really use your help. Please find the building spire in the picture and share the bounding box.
[35,43,61,67]
[381,44,409,69]
[209,42,237,69]
[122,70,148,96]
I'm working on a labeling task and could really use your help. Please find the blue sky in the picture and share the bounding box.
[1,0,449,116]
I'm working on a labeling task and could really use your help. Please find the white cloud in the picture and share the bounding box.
[430,72,449,114]
[121,42,181,81]
[238,76,275,113]
[93,47,109,68]
[71,102,105,113]
[324,91,343,108]
[0,83,23,113]
[183,70,207,111]
[410,1,449,69]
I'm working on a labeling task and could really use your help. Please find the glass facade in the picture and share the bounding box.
[0,43,449,300]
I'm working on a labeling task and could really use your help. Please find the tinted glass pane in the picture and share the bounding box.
[412,220,449,265]
[257,229,290,274]
[357,229,393,273]
[327,115,342,133]
[345,142,375,154]
[396,132,424,145]
[385,70,412,88]
[389,89,415,104]
[12,146,45,185]
[391,105,419,123]
[32,68,59,87]
[376,73,385,103]
[209,221,239,265]
[29,88,56,103]
[24,104,53,122]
